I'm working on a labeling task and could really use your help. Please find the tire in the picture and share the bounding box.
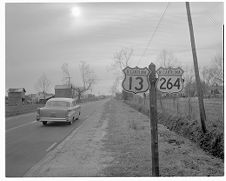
[68,119,73,125]
[42,121,47,126]
[76,112,80,120]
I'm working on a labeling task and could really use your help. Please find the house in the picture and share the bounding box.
[55,84,76,98]
[8,88,26,106]
[26,93,38,104]
[210,84,223,97]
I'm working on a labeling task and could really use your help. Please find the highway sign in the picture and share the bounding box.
[122,66,151,94]
[156,67,184,94]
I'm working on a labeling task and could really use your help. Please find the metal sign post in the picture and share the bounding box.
[148,63,159,176]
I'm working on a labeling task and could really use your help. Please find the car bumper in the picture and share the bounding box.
[37,117,71,122]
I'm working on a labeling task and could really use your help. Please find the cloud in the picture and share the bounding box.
[5,2,223,94]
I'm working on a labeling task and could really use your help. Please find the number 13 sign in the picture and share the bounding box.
[122,66,151,94]
[156,67,184,94]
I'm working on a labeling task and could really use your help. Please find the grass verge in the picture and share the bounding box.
[5,104,44,117]
[125,99,224,160]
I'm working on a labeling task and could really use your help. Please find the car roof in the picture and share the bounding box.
[47,97,75,103]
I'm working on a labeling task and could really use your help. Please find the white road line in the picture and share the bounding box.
[46,142,57,152]
[6,121,37,133]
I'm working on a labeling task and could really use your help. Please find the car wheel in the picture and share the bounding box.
[76,112,80,120]
[68,119,73,125]
[42,121,47,126]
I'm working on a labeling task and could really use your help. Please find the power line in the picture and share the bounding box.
[137,2,170,66]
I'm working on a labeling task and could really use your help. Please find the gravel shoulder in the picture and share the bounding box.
[25,98,224,177]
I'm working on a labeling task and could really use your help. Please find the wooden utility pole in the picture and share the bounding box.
[149,63,159,176]
[186,2,207,133]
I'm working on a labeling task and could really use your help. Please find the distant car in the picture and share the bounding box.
[36,98,81,126]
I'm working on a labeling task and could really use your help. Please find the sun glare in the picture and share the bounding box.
[71,6,81,17]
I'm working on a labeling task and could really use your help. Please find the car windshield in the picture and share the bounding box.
[46,101,70,108]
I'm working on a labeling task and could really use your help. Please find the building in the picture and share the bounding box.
[26,93,37,104]
[210,84,223,97]
[8,88,26,106]
[55,84,75,98]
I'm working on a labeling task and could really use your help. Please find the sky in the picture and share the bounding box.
[5,2,223,95]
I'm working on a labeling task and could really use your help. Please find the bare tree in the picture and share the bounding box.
[156,49,179,112]
[184,68,195,119]
[202,66,212,86]
[157,49,178,68]
[211,54,223,84]
[202,54,223,86]
[75,61,96,102]
[111,47,133,100]
[35,73,51,100]
[61,63,71,85]
[112,47,133,72]
[110,76,120,96]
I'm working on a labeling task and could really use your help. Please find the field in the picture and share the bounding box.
[158,97,223,126]
[5,104,45,117]
[125,96,224,159]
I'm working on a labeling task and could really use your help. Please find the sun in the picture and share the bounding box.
[71,6,81,17]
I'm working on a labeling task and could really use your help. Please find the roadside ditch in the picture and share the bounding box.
[125,99,224,160]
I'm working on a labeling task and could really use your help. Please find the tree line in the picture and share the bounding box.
[34,61,96,102]
[110,47,223,99]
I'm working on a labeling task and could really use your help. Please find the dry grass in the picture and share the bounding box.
[125,96,224,159]
[100,99,224,176]
[100,99,152,176]
[5,104,44,117]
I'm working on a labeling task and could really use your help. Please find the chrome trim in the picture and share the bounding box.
[38,117,69,122]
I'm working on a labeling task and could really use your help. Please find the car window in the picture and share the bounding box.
[46,101,70,108]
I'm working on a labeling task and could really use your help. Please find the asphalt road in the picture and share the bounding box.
[6,99,107,177]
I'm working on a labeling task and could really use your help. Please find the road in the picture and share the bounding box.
[6,99,107,177]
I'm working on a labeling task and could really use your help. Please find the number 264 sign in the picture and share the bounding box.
[156,67,184,94]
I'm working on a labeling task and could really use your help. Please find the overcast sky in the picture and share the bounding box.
[5,2,223,95]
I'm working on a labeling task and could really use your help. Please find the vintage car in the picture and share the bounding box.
[36,97,81,126]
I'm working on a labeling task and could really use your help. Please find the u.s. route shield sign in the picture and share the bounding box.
[122,66,151,94]
[156,67,184,94]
